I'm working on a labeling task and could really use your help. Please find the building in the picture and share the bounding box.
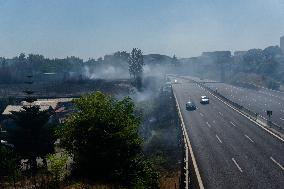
[1,98,74,130]
[2,98,73,116]
[201,51,231,58]
[234,51,247,63]
[234,51,247,57]
[281,36,284,53]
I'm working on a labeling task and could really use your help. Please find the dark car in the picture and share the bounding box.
[186,101,196,110]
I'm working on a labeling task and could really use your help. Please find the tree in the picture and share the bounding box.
[172,54,179,67]
[263,46,283,59]
[7,106,55,172]
[56,92,158,187]
[18,53,26,62]
[46,152,69,184]
[128,48,144,90]
[6,73,55,174]
[0,145,19,187]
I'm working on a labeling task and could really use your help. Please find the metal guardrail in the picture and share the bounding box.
[256,115,284,132]
[172,89,190,189]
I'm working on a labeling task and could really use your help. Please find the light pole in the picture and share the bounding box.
[267,110,272,127]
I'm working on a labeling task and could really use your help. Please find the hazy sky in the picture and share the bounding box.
[0,0,284,59]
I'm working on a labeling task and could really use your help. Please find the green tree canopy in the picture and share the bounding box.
[56,92,158,188]
[128,48,144,90]
[7,106,55,169]
[128,48,144,79]
[57,92,142,179]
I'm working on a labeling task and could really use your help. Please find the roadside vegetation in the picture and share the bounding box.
[57,92,159,188]
[135,80,181,187]
[1,91,161,188]
[0,75,182,188]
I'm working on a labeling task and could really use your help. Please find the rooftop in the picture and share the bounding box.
[2,105,52,115]
[2,98,73,115]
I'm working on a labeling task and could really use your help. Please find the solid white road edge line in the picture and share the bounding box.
[232,158,243,173]
[270,157,284,171]
[173,89,205,189]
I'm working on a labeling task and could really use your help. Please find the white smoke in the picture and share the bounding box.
[83,65,129,80]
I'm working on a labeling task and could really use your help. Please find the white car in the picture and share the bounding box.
[200,96,209,104]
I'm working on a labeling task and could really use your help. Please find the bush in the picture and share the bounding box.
[47,152,69,183]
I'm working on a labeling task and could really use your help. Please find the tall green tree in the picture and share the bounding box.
[57,92,158,188]
[128,48,144,90]
[7,106,55,171]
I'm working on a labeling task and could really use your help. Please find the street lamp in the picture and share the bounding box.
[266,110,272,126]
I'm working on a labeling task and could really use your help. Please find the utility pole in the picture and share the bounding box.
[267,110,272,126]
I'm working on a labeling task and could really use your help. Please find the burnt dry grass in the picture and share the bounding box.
[0,79,131,98]
[138,92,182,188]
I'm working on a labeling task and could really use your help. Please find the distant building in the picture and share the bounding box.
[201,51,231,58]
[234,51,247,63]
[234,51,247,57]
[281,36,284,53]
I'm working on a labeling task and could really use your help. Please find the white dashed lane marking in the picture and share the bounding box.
[230,122,237,127]
[206,122,211,128]
[215,135,222,143]
[232,158,243,173]
[245,135,254,143]
[270,157,284,171]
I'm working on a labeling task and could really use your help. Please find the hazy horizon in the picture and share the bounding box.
[0,0,284,60]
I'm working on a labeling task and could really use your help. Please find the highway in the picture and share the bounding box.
[171,78,284,189]
[205,82,284,128]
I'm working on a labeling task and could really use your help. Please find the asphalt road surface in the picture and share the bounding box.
[204,82,284,128]
[171,78,284,189]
